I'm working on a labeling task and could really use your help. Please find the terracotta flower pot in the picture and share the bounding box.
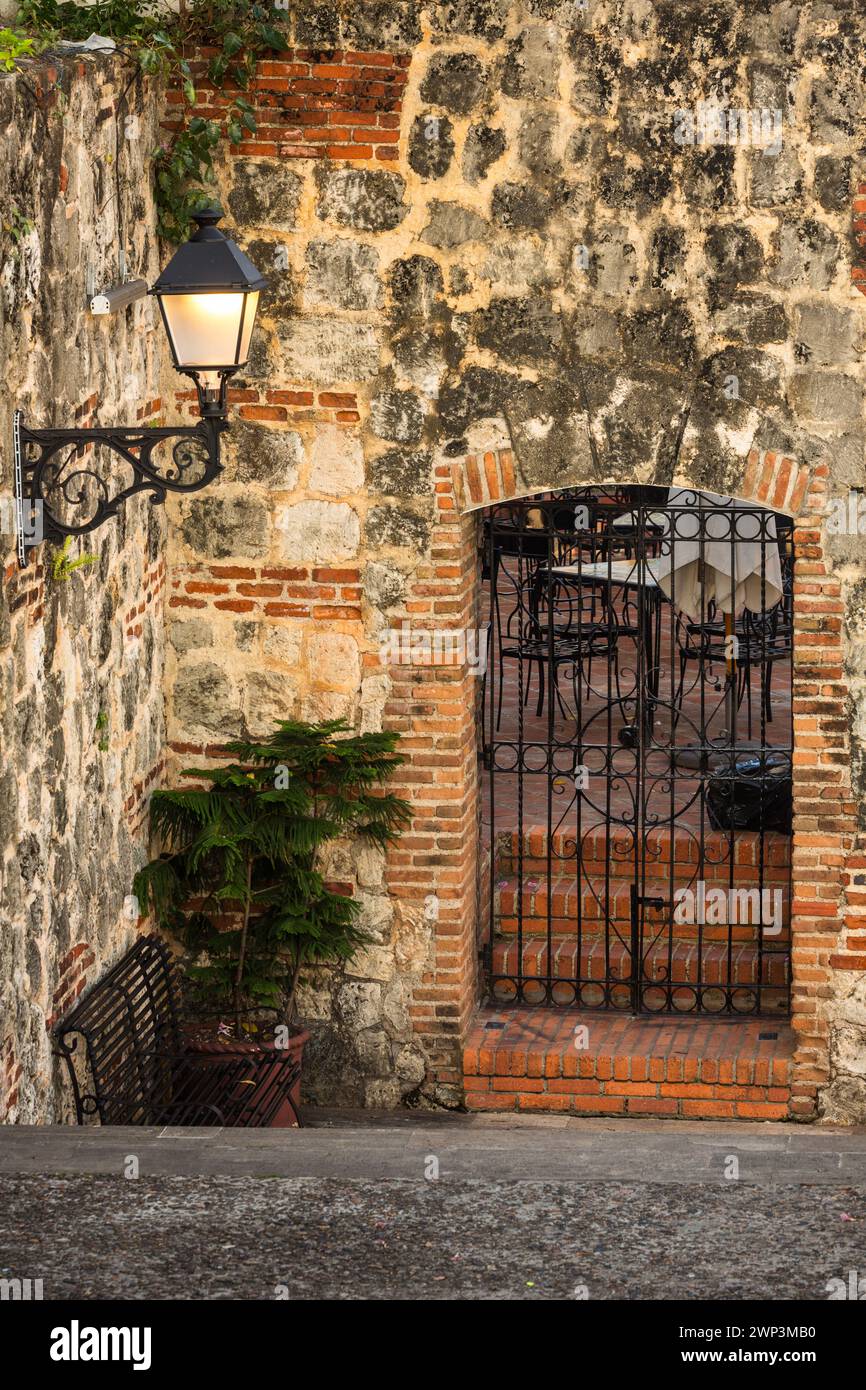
[183,1026,309,1128]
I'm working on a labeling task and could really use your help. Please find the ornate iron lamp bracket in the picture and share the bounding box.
[12,407,227,568]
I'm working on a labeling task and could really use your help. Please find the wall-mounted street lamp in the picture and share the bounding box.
[13,207,266,567]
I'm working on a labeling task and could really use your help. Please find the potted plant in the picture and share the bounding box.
[132,719,410,1125]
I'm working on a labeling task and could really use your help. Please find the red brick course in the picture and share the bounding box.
[165,48,409,163]
[168,564,362,622]
[174,387,359,427]
[45,942,96,1033]
[0,1035,23,1121]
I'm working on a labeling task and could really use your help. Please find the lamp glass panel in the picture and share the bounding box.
[161,292,248,367]
[238,291,260,364]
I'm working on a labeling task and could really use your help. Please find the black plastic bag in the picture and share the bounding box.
[706,753,792,834]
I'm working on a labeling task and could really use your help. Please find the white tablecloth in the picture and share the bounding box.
[552,560,659,589]
[613,489,783,621]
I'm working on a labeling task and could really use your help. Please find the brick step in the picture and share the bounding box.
[463,1007,796,1120]
[494,875,790,943]
[496,824,790,882]
[490,935,789,987]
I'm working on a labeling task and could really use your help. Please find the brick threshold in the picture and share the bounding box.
[463,1007,796,1120]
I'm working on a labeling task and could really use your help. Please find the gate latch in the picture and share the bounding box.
[638,895,667,911]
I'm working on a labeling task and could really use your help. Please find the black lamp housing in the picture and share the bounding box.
[12,206,266,566]
[151,207,267,416]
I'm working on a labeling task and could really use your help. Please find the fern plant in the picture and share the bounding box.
[133,720,411,1038]
[50,537,98,582]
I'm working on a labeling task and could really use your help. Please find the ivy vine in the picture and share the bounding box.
[15,0,290,242]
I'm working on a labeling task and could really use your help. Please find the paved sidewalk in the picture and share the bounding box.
[1,1113,864,1299]
[1,1110,865,1182]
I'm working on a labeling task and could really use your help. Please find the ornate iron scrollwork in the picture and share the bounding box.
[13,409,226,563]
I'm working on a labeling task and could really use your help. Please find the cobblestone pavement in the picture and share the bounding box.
[1,1115,865,1300]
[1,1173,865,1300]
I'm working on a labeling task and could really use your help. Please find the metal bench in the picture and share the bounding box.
[54,934,303,1127]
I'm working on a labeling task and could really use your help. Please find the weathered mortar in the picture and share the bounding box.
[0,56,166,1121]
[169,1,866,1115]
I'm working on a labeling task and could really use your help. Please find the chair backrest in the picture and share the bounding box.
[54,935,184,1124]
[740,603,781,643]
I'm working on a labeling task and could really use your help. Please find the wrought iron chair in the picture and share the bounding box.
[496,566,636,726]
[674,599,791,736]
[483,492,662,729]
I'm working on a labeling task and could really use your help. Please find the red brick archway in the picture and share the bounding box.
[386,442,859,1121]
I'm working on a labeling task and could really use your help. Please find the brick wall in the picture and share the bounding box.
[167,48,408,163]
[382,478,481,1089]
[790,450,863,1119]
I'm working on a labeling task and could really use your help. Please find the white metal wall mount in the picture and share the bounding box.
[89,279,148,315]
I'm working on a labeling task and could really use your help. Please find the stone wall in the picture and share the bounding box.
[161,0,866,1116]
[0,55,167,1121]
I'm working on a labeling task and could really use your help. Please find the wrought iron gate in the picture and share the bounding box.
[481,486,793,1017]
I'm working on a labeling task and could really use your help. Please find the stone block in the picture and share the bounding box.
[301,689,356,724]
[173,661,242,738]
[518,109,561,178]
[709,292,787,344]
[462,124,506,185]
[420,52,489,114]
[705,222,765,285]
[474,295,562,364]
[227,422,303,489]
[387,255,446,324]
[365,505,431,550]
[427,0,509,41]
[180,494,270,560]
[308,423,365,495]
[342,0,421,47]
[275,500,360,563]
[244,669,297,735]
[263,624,303,667]
[501,24,560,100]
[354,1029,394,1077]
[362,561,407,609]
[789,371,862,422]
[792,300,857,365]
[315,166,407,232]
[408,113,455,179]
[169,619,213,653]
[346,945,394,983]
[480,238,563,292]
[305,238,382,311]
[421,200,489,248]
[308,631,361,689]
[367,448,433,495]
[277,318,380,384]
[814,155,850,213]
[749,148,804,209]
[810,76,856,144]
[241,237,296,315]
[587,224,642,297]
[227,161,301,230]
[369,388,425,444]
[491,181,560,232]
[770,219,841,291]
